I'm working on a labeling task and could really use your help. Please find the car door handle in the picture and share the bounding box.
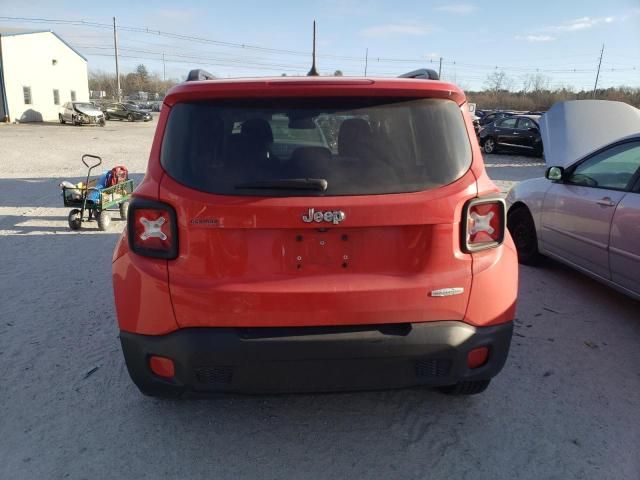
[596,197,616,207]
[513,131,519,134]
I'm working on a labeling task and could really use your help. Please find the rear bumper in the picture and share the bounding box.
[120,320,513,395]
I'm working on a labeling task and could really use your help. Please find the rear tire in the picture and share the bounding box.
[534,143,543,157]
[508,206,542,266]
[127,114,134,122]
[59,114,66,124]
[68,209,82,230]
[104,113,110,120]
[483,137,497,154]
[138,384,185,399]
[439,379,491,395]
[119,201,130,220]
[97,211,111,231]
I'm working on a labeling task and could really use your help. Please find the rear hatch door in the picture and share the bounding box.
[159,95,476,327]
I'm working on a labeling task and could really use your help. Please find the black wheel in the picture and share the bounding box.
[68,209,82,230]
[483,137,497,154]
[508,206,542,266]
[99,118,106,127]
[119,201,130,220]
[439,379,491,395]
[533,143,543,157]
[97,211,111,231]
[138,385,185,399]
[104,113,110,120]
[59,114,66,124]
[127,114,134,122]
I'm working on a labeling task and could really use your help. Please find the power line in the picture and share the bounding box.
[2,14,638,87]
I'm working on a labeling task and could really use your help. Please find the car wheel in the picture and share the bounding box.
[534,143,543,158]
[138,384,185,398]
[483,137,496,154]
[508,206,542,266]
[119,201,130,220]
[97,211,111,231]
[127,114,134,122]
[68,209,82,230]
[59,114,66,124]
[104,113,110,120]
[439,379,491,395]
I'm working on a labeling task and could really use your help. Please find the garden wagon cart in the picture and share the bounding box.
[62,154,134,231]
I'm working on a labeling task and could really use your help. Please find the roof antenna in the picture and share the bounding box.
[307,20,319,76]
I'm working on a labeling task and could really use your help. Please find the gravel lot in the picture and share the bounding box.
[1,120,638,480]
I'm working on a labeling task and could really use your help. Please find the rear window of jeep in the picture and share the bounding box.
[160,97,471,196]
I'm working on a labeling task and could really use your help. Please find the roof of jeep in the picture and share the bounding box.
[163,77,467,106]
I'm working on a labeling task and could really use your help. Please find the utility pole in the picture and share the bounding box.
[162,52,166,81]
[438,57,443,79]
[593,43,604,98]
[364,48,368,76]
[113,17,121,102]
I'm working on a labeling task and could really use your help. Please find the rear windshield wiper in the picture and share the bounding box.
[235,178,328,191]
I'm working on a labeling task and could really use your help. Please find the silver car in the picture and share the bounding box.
[59,102,105,126]
[506,100,640,300]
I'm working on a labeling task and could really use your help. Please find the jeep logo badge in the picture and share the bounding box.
[302,208,346,225]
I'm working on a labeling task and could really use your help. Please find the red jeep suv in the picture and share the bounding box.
[112,69,518,397]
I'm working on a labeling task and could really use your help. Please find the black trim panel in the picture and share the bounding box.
[120,321,513,395]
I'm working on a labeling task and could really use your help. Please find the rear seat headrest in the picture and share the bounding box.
[241,118,274,144]
[338,118,372,157]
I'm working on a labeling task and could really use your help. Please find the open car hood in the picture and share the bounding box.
[540,100,640,168]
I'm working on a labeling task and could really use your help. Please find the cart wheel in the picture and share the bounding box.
[119,201,130,220]
[68,209,82,230]
[97,211,111,231]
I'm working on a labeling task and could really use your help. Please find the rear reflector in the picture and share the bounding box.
[462,196,506,252]
[149,355,175,378]
[127,198,178,259]
[467,347,489,369]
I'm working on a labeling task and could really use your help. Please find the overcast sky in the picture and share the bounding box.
[1,0,639,90]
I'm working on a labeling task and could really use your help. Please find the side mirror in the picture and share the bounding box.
[545,166,564,181]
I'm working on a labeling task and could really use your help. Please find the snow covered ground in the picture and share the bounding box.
[1,121,638,479]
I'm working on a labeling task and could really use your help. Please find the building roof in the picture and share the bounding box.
[0,29,87,62]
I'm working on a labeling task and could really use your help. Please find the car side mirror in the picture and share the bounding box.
[545,166,564,181]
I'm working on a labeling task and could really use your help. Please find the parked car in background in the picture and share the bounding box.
[479,115,543,156]
[59,102,105,126]
[112,69,518,398]
[507,100,640,300]
[103,103,152,122]
[477,111,514,127]
[474,111,515,137]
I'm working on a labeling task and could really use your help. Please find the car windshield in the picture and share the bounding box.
[74,103,94,109]
[161,97,472,196]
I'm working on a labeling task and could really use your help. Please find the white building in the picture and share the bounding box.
[0,30,89,122]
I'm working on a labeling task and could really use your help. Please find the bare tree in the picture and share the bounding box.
[530,73,550,93]
[89,67,179,100]
[520,74,533,95]
[484,70,513,94]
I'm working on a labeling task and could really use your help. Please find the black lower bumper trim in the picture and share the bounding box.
[120,321,513,395]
